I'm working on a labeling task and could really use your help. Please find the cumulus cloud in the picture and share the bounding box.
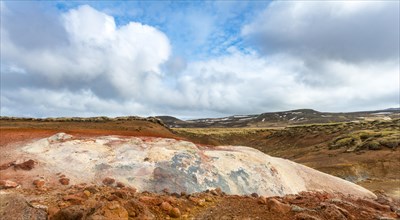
[1,2,399,118]
[2,4,170,99]
[175,51,398,114]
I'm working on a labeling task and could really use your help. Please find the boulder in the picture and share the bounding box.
[21,133,376,198]
[0,180,19,189]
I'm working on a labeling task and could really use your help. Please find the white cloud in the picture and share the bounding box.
[175,51,399,114]
[1,88,149,117]
[1,3,398,118]
[2,4,171,96]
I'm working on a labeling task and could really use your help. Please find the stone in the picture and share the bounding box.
[20,134,377,198]
[258,196,267,204]
[102,177,115,186]
[47,206,60,218]
[197,201,206,207]
[291,205,306,212]
[85,185,99,194]
[267,198,291,214]
[322,204,352,220]
[74,183,87,190]
[14,159,35,170]
[63,195,85,205]
[123,199,155,219]
[166,196,178,205]
[0,161,15,170]
[251,192,259,198]
[140,196,163,205]
[161,201,173,211]
[116,181,125,188]
[211,187,222,196]
[107,201,120,210]
[33,179,45,188]
[83,190,91,197]
[0,193,47,220]
[169,207,181,218]
[112,190,129,199]
[106,194,119,201]
[59,178,70,185]
[58,202,68,208]
[126,186,137,193]
[357,198,391,212]
[171,192,180,198]
[0,180,19,189]
[189,197,206,207]
[52,205,87,220]
[163,188,170,194]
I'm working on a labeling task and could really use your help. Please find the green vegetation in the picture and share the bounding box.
[329,129,399,151]
[174,119,399,154]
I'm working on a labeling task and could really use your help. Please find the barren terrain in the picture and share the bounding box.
[0,117,399,219]
[174,119,400,199]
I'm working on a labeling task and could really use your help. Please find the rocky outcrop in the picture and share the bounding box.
[19,133,375,198]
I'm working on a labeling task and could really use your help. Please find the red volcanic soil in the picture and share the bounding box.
[1,119,399,219]
[2,185,400,220]
[0,119,180,147]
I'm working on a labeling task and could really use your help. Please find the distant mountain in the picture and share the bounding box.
[156,108,400,128]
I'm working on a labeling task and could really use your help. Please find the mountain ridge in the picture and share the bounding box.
[156,108,400,128]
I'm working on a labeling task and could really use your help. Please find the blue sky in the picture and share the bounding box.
[51,1,269,60]
[1,1,399,118]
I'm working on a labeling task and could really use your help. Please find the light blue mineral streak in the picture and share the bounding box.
[151,152,230,193]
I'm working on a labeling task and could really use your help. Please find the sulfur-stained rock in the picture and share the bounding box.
[83,190,91,197]
[169,207,181,218]
[21,133,377,198]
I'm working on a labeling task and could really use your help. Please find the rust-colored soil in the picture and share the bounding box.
[2,185,399,220]
[0,119,180,147]
[1,119,399,219]
[174,121,400,199]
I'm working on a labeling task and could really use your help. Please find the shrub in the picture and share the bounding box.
[379,139,399,149]
[362,140,382,150]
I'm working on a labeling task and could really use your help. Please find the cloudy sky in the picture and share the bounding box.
[1,1,399,118]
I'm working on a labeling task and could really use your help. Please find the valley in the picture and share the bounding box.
[0,112,399,219]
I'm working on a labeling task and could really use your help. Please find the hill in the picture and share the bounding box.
[157,108,400,128]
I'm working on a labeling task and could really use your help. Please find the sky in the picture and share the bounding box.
[1,1,399,118]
